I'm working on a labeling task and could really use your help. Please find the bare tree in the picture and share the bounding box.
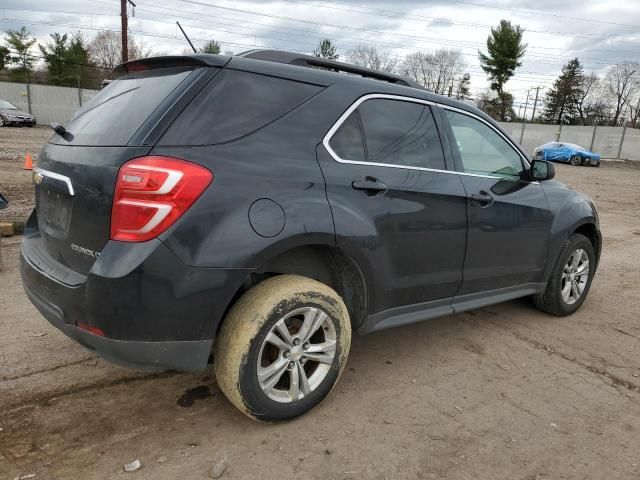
[346,45,397,73]
[399,49,465,95]
[627,92,640,128]
[88,30,153,77]
[605,61,640,126]
[576,72,600,125]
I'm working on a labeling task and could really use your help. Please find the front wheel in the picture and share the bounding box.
[214,274,351,422]
[569,155,581,166]
[533,233,595,316]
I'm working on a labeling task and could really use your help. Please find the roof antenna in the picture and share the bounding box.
[176,21,197,53]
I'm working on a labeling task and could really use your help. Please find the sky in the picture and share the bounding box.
[1,0,639,115]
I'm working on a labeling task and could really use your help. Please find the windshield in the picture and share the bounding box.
[0,100,17,110]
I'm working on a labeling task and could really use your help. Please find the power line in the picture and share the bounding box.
[66,2,636,67]
[7,4,637,64]
[276,0,640,41]
[0,6,629,89]
[438,0,640,29]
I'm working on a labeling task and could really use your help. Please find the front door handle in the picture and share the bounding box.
[351,177,388,194]
[470,190,495,207]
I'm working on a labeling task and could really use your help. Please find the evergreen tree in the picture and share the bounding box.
[3,27,36,82]
[0,45,9,70]
[478,90,516,122]
[478,20,526,120]
[199,40,221,54]
[39,32,92,87]
[479,20,526,94]
[544,58,584,124]
[39,33,69,85]
[456,73,471,100]
[314,39,339,60]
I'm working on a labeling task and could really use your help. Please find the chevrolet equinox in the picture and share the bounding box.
[21,50,601,421]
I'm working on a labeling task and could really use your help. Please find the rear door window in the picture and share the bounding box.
[328,98,446,170]
[53,67,195,146]
[160,69,323,145]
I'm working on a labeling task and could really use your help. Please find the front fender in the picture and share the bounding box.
[542,180,599,281]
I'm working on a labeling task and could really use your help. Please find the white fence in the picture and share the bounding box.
[1,82,638,161]
[0,82,98,126]
[499,122,640,161]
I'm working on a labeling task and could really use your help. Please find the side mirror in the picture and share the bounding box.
[530,160,555,181]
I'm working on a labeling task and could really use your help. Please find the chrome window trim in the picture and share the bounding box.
[322,93,531,181]
[33,168,75,196]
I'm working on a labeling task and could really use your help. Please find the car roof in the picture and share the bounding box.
[117,50,491,125]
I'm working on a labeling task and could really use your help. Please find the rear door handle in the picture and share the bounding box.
[351,177,388,193]
[470,190,495,207]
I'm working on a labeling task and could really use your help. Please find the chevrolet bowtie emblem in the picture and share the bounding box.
[33,169,44,185]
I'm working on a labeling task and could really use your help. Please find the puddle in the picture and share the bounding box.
[177,385,212,408]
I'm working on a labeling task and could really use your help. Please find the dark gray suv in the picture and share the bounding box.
[20,50,601,422]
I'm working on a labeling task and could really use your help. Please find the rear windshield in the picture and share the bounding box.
[52,67,194,146]
[159,69,323,146]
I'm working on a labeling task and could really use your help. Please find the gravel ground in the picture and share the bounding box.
[1,131,640,479]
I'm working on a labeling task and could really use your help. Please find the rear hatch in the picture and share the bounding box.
[34,64,208,275]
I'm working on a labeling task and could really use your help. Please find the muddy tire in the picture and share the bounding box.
[533,233,595,316]
[214,274,351,422]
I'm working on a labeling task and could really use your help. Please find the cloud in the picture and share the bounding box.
[0,0,638,102]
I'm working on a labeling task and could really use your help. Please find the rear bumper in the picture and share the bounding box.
[23,283,212,372]
[20,227,250,372]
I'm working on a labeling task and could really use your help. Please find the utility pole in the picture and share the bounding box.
[523,90,531,121]
[531,86,541,121]
[120,0,136,63]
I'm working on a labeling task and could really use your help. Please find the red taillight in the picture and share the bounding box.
[77,322,105,337]
[111,156,213,242]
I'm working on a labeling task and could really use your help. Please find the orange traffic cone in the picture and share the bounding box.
[23,152,33,170]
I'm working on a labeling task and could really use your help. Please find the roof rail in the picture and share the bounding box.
[237,49,425,90]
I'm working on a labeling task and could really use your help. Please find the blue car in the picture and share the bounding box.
[533,142,601,167]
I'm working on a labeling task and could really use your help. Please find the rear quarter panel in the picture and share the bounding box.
[151,87,348,268]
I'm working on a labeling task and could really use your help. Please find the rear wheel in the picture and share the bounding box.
[570,155,581,166]
[214,274,351,422]
[533,233,595,316]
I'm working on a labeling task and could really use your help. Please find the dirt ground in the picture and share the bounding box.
[1,126,640,480]
[0,126,50,223]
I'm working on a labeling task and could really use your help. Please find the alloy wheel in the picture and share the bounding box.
[257,307,337,403]
[561,248,589,305]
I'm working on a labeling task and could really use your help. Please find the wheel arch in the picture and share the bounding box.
[572,221,602,269]
[217,243,368,335]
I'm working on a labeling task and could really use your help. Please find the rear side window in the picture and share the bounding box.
[55,67,194,146]
[160,70,322,145]
[328,98,446,170]
[329,112,365,162]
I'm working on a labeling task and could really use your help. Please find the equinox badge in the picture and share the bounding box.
[71,243,101,259]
